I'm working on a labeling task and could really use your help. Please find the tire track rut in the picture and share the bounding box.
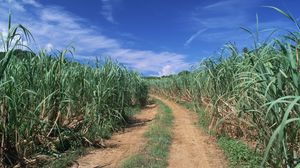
[72,106,157,168]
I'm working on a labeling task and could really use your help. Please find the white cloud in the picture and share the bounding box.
[159,65,173,76]
[105,49,190,75]
[0,1,189,75]
[45,43,53,51]
[23,6,121,52]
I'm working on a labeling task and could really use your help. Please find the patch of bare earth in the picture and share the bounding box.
[72,105,157,168]
[154,96,227,168]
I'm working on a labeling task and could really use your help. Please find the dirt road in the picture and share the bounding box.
[73,96,227,168]
[154,96,227,168]
[73,105,157,168]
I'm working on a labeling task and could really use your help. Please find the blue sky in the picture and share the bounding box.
[0,0,300,76]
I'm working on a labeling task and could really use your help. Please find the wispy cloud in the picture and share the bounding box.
[184,28,207,47]
[203,0,257,11]
[190,0,261,29]
[22,0,41,7]
[101,0,121,24]
[5,0,26,11]
[183,0,294,49]
[0,0,189,76]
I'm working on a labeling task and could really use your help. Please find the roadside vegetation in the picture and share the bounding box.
[0,15,148,167]
[121,99,173,168]
[217,137,262,168]
[147,8,300,167]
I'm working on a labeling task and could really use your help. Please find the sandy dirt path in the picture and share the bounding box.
[154,96,227,168]
[73,105,157,168]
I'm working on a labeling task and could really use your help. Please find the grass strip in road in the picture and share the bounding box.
[121,99,173,168]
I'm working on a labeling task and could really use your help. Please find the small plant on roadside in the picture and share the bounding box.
[217,137,262,168]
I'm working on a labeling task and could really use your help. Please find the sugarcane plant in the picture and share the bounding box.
[147,8,300,167]
[0,15,148,167]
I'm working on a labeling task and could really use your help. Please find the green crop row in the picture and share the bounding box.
[0,15,148,167]
[147,8,300,167]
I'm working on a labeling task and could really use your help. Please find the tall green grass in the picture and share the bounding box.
[0,15,148,167]
[148,8,300,167]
